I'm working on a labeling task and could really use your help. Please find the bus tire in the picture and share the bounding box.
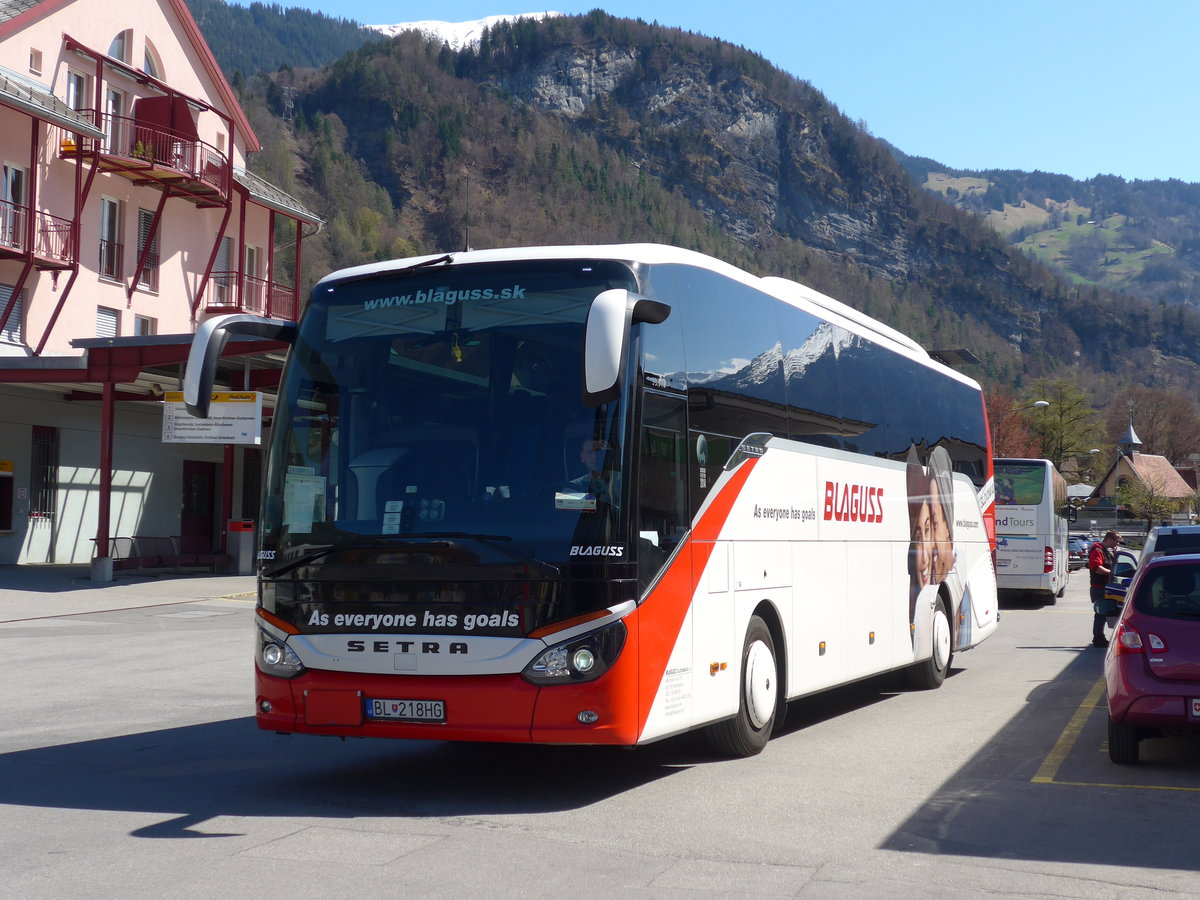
[905,597,952,690]
[705,615,778,757]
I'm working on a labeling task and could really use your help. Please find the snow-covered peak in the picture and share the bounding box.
[367,12,563,50]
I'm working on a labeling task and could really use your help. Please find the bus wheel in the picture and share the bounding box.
[706,615,778,757]
[905,598,952,690]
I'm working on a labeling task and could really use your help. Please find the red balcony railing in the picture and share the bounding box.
[206,271,298,320]
[62,112,230,204]
[0,199,76,265]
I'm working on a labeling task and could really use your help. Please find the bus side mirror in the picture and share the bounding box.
[582,290,670,407]
[184,313,296,417]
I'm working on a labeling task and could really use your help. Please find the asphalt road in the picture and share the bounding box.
[1,567,1197,898]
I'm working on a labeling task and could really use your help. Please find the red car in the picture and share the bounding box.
[1104,554,1200,763]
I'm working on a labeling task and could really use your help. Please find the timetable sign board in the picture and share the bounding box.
[162,392,263,445]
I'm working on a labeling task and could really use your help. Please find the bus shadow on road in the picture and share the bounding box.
[0,667,927,838]
[879,648,1200,871]
[0,718,700,835]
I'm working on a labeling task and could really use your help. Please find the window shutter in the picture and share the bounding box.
[96,306,118,338]
[0,285,22,343]
[138,209,158,255]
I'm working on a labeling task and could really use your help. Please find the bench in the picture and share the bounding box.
[92,536,220,573]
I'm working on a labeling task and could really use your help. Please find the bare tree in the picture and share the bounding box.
[1105,386,1200,464]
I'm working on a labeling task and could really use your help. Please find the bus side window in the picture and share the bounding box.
[638,392,688,592]
[777,304,843,448]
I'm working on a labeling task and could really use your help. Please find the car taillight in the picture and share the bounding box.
[1043,546,1054,573]
[1113,622,1144,655]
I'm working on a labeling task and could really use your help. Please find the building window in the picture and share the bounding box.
[108,30,129,63]
[103,88,125,154]
[29,48,42,75]
[142,39,162,79]
[1,164,25,250]
[30,426,58,521]
[65,70,90,112]
[134,315,156,336]
[96,306,119,337]
[0,285,23,344]
[213,234,233,305]
[244,244,262,312]
[136,208,159,291]
[99,197,122,280]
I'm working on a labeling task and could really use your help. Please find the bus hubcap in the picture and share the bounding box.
[745,640,777,729]
[933,610,951,670]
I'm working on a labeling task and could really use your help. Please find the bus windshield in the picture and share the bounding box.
[261,259,638,572]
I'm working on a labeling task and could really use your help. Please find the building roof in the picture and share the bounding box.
[0,65,104,138]
[0,0,41,23]
[1127,453,1194,499]
[0,0,261,152]
[234,168,323,227]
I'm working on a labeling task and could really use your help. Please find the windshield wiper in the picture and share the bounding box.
[264,532,560,578]
[377,531,559,575]
[262,536,441,577]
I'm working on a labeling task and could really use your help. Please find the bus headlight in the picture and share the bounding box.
[256,625,305,678]
[522,620,627,685]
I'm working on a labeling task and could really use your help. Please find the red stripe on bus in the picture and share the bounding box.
[634,457,759,736]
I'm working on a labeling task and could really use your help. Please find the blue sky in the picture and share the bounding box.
[280,0,1200,184]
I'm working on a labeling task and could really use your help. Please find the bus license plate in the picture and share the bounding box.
[1190,698,1200,719]
[366,698,445,723]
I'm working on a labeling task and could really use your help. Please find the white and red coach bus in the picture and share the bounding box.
[186,244,998,756]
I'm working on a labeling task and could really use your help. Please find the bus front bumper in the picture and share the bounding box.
[255,661,643,746]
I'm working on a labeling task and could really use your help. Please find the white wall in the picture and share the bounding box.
[0,385,228,564]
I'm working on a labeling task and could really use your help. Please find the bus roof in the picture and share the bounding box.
[313,243,979,390]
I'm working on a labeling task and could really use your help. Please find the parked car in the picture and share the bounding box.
[1104,553,1200,763]
[1068,537,1090,570]
[1138,525,1200,567]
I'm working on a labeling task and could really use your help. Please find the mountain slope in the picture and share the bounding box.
[185,0,375,76]
[894,150,1200,308]
[220,10,1200,395]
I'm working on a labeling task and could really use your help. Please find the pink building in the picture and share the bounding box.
[0,0,320,570]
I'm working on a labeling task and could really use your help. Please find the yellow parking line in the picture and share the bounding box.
[1032,676,1200,792]
[1042,778,1200,793]
[1032,677,1106,784]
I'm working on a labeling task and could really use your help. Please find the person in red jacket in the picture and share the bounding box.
[1088,530,1121,647]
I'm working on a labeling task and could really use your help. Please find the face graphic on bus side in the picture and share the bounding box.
[907,445,956,591]
[910,493,934,588]
[927,446,955,585]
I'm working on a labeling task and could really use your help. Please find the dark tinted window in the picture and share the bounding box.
[643,263,987,480]
[836,336,887,457]
[778,304,843,448]
[1136,564,1200,617]
[928,375,987,485]
[653,265,786,440]
[878,353,925,460]
[1153,531,1200,555]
